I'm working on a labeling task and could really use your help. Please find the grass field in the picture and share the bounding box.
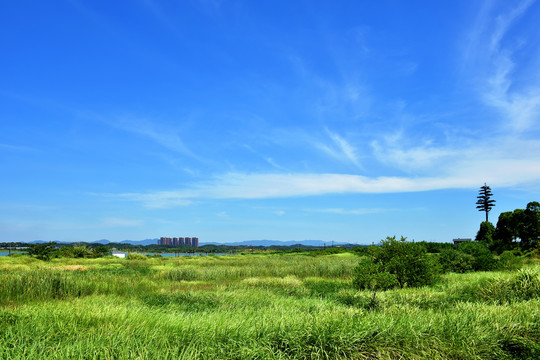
[1,253,539,359]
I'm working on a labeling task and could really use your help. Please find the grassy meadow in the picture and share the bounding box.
[1,253,539,359]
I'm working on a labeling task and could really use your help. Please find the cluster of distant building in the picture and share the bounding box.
[158,237,199,247]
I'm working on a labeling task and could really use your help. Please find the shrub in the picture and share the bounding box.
[458,241,497,271]
[127,253,148,260]
[92,246,111,258]
[438,248,474,273]
[53,246,110,259]
[27,242,58,261]
[498,251,522,271]
[351,246,370,256]
[353,236,437,290]
[352,259,397,291]
[60,246,94,258]
[374,236,437,288]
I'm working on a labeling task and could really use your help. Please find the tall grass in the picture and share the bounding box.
[1,254,539,359]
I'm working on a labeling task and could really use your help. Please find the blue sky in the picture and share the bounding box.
[1,0,540,244]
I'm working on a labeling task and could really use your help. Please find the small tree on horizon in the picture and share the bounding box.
[476,183,496,222]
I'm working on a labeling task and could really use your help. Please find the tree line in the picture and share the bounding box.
[475,184,539,253]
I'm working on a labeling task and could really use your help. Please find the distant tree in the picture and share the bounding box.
[93,246,110,257]
[476,183,496,222]
[515,202,540,251]
[494,211,517,253]
[494,201,540,252]
[475,221,496,247]
[27,242,57,261]
[417,241,455,253]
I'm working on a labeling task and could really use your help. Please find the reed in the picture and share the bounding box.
[1,254,538,359]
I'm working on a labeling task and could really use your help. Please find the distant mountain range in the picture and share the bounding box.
[26,239,356,247]
[202,240,351,247]
[29,239,159,246]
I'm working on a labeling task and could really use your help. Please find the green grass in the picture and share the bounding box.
[1,254,539,359]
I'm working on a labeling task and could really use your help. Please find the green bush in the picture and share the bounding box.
[60,246,94,258]
[353,236,437,290]
[375,236,437,288]
[352,259,397,291]
[438,248,474,273]
[127,253,148,260]
[27,242,58,261]
[92,246,111,258]
[51,245,110,259]
[498,251,522,271]
[458,241,497,271]
[351,246,370,256]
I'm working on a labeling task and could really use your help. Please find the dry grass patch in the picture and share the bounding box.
[57,265,87,271]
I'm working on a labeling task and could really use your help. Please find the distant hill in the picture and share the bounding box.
[118,239,159,246]
[24,239,356,247]
[93,239,111,245]
[201,240,352,247]
[25,239,159,246]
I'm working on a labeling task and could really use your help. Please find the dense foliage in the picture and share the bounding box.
[493,201,540,252]
[438,242,522,273]
[438,247,475,273]
[353,236,437,290]
[353,259,398,291]
[26,242,57,261]
[475,221,496,245]
[457,241,497,271]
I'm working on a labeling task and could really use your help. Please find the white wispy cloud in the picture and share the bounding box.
[116,191,193,209]
[467,0,540,133]
[111,117,203,160]
[314,129,361,167]
[112,148,540,207]
[89,1,540,210]
[372,0,540,176]
[305,208,393,215]
[265,157,286,170]
[371,137,454,173]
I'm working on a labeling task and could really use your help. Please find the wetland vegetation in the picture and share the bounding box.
[1,249,539,359]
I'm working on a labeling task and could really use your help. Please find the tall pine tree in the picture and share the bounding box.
[476,183,496,222]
